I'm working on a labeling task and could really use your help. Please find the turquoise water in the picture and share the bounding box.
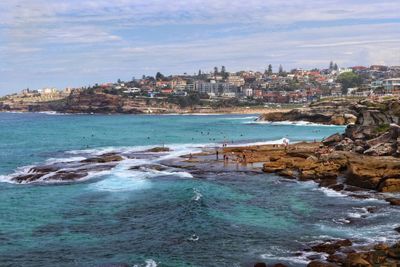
[0,113,399,267]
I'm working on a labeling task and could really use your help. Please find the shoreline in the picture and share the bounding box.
[0,108,290,116]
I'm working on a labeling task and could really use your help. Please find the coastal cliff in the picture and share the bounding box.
[0,91,177,114]
[258,99,359,125]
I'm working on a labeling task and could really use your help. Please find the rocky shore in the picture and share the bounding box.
[7,141,400,266]
[6,97,400,266]
[0,91,287,115]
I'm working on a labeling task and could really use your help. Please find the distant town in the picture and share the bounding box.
[1,63,400,113]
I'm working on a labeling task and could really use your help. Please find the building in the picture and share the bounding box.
[383,78,400,94]
[227,75,245,87]
[244,88,253,97]
[194,81,237,97]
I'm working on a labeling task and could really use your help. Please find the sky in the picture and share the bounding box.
[1,0,400,94]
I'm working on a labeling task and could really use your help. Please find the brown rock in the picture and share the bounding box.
[262,161,287,173]
[378,178,400,192]
[386,198,400,206]
[323,133,343,146]
[311,239,352,255]
[82,154,124,163]
[278,169,296,179]
[364,143,395,156]
[270,264,288,267]
[345,253,372,267]
[388,242,400,259]
[331,115,346,125]
[253,263,267,267]
[327,253,346,264]
[146,147,171,152]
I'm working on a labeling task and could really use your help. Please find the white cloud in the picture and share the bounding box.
[0,0,400,93]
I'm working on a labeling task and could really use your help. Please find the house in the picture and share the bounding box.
[382,78,400,94]
[244,88,253,97]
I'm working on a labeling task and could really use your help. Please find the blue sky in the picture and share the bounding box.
[1,0,400,94]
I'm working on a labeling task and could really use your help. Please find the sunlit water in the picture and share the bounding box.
[0,113,399,267]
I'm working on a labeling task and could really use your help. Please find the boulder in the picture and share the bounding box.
[307,261,337,267]
[378,178,400,192]
[262,161,287,173]
[364,143,395,156]
[82,154,124,163]
[386,198,400,206]
[146,147,171,152]
[345,253,372,267]
[322,133,343,146]
[311,239,352,255]
[388,242,400,259]
[331,115,346,125]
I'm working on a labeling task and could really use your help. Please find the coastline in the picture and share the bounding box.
[0,107,290,116]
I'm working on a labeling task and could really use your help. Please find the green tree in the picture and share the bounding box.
[337,72,362,94]
[214,66,218,76]
[156,72,165,81]
[268,64,273,74]
[329,61,334,70]
[333,63,338,71]
[278,65,284,75]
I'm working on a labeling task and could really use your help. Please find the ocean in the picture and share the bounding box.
[0,112,399,267]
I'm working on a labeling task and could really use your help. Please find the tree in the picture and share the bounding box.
[268,64,273,74]
[156,72,165,81]
[336,72,362,95]
[198,69,202,76]
[214,66,218,76]
[333,63,338,71]
[278,65,283,74]
[221,66,228,78]
[329,61,334,70]
[117,78,122,83]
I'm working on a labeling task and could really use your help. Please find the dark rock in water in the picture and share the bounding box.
[327,253,347,264]
[146,147,170,152]
[307,254,323,261]
[29,165,59,173]
[95,263,130,267]
[386,197,400,206]
[307,260,337,267]
[12,173,46,183]
[129,164,168,171]
[253,263,267,267]
[394,226,400,234]
[270,263,288,267]
[311,239,352,255]
[366,206,377,213]
[81,154,124,163]
[49,171,88,181]
[328,184,345,191]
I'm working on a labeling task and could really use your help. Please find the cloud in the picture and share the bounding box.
[0,0,400,94]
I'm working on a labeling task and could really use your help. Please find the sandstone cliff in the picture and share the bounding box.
[258,99,359,125]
